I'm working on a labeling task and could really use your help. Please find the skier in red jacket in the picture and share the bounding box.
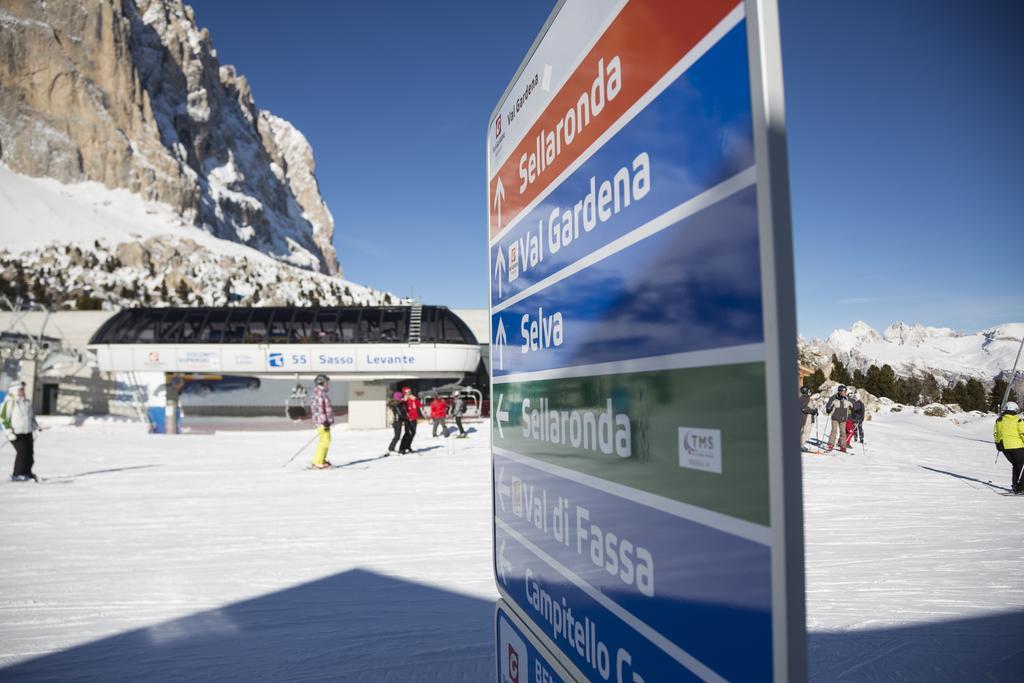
[430,395,449,438]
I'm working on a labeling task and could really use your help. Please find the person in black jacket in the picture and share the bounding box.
[825,385,853,453]
[387,391,409,454]
[849,391,866,444]
[452,390,468,438]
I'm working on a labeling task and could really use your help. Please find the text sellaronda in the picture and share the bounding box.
[521,397,632,459]
[518,56,622,195]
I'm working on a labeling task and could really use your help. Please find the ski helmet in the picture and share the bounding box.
[392,391,402,400]
[800,386,809,396]
[1005,401,1020,414]
[314,374,329,387]
[837,385,847,393]
[402,386,412,394]
[452,390,461,397]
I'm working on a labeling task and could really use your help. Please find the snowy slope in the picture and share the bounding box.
[0,420,498,680]
[0,161,260,256]
[806,320,1024,384]
[0,413,1022,679]
[803,409,1024,680]
[0,162,392,308]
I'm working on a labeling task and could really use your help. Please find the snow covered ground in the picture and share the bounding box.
[0,419,499,681]
[803,409,1024,680]
[0,411,1021,680]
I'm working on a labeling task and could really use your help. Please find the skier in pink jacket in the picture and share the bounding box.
[310,375,334,469]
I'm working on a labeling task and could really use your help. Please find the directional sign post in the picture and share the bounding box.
[488,1,805,681]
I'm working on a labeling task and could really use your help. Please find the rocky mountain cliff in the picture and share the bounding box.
[0,0,338,275]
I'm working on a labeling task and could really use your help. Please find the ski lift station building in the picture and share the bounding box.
[0,304,484,431]
[85,305,483,429]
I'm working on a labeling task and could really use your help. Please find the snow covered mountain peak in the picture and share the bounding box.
[807,320,1023,386]
[882,321,959,347]
[826,320,882,352]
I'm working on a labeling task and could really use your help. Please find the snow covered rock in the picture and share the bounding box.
[922,403,949,417]
[0,164,390,308]
[801,321,1024,388]
[0,0,339,275]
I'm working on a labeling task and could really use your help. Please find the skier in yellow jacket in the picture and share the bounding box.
[994,401,1024,494]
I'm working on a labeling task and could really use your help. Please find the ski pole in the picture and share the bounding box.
[282,432,320,468]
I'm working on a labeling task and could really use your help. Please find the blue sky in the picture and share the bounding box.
[190,1,1023,340]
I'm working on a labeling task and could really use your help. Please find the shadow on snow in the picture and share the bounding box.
[0,569,494,682]
[808,609,1024,681]
[919,465,1012,493]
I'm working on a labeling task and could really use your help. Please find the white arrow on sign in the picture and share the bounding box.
[497,466,510,512]
[493,245,506,299]
[495,393,509,438]
[494,318,507,370]
[492,176,506,231]
[498,539,511,587]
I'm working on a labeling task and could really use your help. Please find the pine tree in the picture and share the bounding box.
[942,382,966,409]
[805,369,826,393]
[829,354,852,385]
[899,376,923,406]
[852,368,864,387]
[963,378,987,412]
[920,375,941,405]
[863,365,881,397]
[989,378,1020,411]
[876,365,898,400]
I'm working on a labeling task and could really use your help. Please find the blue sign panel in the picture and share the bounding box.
[491,186,762,377]
[499,523,708,683]
[494,453,771,681]
[496,600,572,683]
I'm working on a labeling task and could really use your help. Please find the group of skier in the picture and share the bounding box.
[800,384,865,454]
[305,379,472,468]
[800,381,1023,495]
[386,387,468,455]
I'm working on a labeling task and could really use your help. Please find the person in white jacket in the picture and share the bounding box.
[2,381,41,481]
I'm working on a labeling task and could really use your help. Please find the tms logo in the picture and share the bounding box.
[268,352,284,368]
[495,115,502,139]
[507,643,519,683]
[148,351,160,363]
[678,427,723,474]
[682,430,715,455]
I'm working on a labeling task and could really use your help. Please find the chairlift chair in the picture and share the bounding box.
[420,383,483,419]
[286,381,309,421]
